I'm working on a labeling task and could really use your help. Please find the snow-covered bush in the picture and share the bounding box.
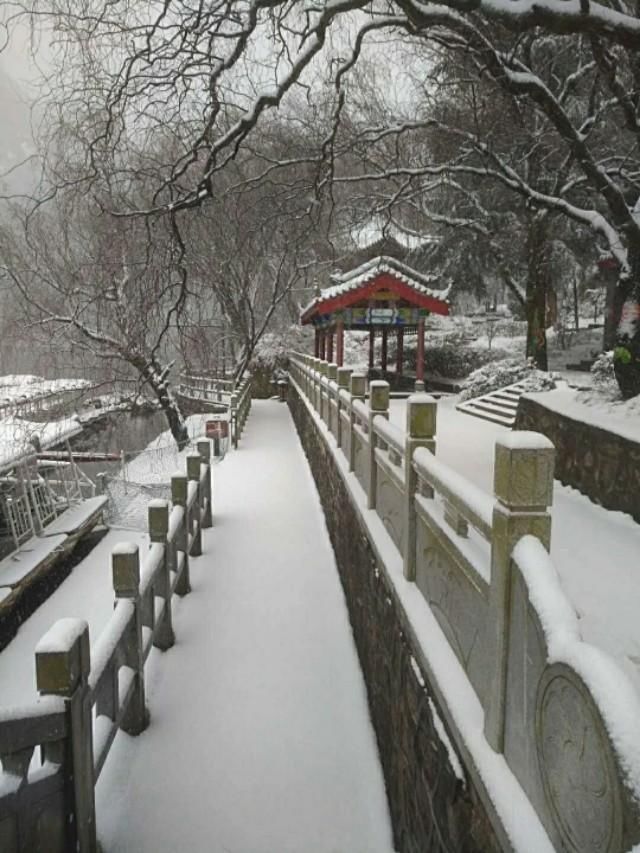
[406,333,510,379]
[459,359,556,400]
[590,351,616,388]
[249,325,313,397]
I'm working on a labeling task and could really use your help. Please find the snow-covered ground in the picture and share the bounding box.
[97,400,394,852]
[0,374,93,403]
[0,527,147,707]
[390,396,640,694]
[0,402,392,852]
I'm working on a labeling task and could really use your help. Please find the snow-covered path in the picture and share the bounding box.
[97,400,394,853]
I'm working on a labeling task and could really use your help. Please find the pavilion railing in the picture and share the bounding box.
[288,351,640,853]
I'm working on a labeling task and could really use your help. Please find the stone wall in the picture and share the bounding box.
[515,394,640,523]
[288,383,502,853]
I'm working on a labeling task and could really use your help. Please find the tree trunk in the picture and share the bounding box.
[138,358,189,449]
[613,255,640,399]
[573,274,580,331]
[525,211,551,370]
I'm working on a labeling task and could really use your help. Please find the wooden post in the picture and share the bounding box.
[327,329,334,363]
[416,317,425,390]
[368,327,375,371]
[348,373,366,472]
[367,380,390,510]
[336,367,352,448]
[314,328,320,358]
[484,432,555,752]
[381,327,388,374]
[396,327,404,377]
[171,474,191,595]
[403,395,437,580]
[112,543,149,733]
[320,330,326,361]
[36,619,97,853]
[187,454,203,556]
[148,499,175,651]
[336,319,344,366]
[197,440,213,528]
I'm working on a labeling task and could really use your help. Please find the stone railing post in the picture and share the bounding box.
[327,363,338,435]
[187,454,203,556]
[484,431,555,752]
[403,394,437,581]
[313,358,322,412]
[112,543,149,733]
[348,373,366,472]
[336,367,352,449]
[36,619,97,853]
[197,440,213,528]
[230,391,239,448]
[319,361,329,423]
[367,380,390,510]
[171,473,191,595]
[148,499,175,651]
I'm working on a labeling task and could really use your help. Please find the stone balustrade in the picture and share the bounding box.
[0,441,213,853]
[289,351,640,853]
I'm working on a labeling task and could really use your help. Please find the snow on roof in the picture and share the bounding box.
[302,255,450,318]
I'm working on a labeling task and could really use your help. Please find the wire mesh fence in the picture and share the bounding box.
[100,432,228,531]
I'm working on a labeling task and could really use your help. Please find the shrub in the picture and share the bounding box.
[590,350,621,399]
[407,337,510,379]
[460,358,556,400]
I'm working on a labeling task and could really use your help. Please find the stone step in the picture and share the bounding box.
[455,402,515,427]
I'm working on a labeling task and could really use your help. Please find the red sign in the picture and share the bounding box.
[206,420,229,439]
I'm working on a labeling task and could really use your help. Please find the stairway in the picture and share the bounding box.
[455,381,529,427]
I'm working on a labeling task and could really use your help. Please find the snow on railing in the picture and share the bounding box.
[0,380,100,423]
[0,441,213,853]
[178,372,253,449]
[289,351,640,853]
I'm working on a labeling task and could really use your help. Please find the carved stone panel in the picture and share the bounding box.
[415,519,489,707]
[536,663,624,853]
[376,470,405,554]
[340,412,350,458]
[353,432,369,493]
[504,567,549,818]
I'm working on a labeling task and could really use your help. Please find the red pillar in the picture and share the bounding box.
[416,318,425,386]
[381,327,388,374]
[327,329,334,363]
[314,328,320,358]
[336,320,344,366]
[369,327,375,371]
[396,327,404,376]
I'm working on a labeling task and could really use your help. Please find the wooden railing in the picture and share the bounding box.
[178,372,236,403]
[179,371,252,448]
[0,441,213,853]
[0,382,100,423]
[289,352,640,853]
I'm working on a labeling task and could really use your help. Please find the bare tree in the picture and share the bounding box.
[0,196,191,446]
[5,0,640,392]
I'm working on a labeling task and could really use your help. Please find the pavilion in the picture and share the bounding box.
[301,255,450,386]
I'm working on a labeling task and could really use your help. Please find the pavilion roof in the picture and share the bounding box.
[301,255,450,322]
